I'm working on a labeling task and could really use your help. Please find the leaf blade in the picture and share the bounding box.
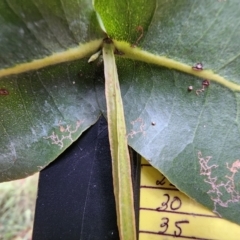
[0,0,103,69]
[94,0,156,42]
[96,0,240,224]
[0,59,102,181]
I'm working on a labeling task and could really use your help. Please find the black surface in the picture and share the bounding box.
[32,116,140,240]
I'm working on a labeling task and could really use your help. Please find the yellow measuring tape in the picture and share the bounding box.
[139,158,240,240]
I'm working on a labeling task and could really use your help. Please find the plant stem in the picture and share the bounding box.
[102,40,136,240]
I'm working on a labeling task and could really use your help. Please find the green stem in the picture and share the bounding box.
[102,40,136,240]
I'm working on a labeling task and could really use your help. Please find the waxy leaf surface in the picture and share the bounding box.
[95,0,240,223]
[1,0,240,225]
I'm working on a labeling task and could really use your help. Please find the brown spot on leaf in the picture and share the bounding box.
[0,89,9,95]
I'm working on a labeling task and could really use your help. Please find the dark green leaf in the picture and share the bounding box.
[95,0,240,224]
[1,0,240,227]
[0,0,103,69]
[0,60,102,181]
[0,0,104,181]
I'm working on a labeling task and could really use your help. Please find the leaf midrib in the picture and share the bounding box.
[1,38,239,93]
[0,39,102,78]
[114,40,240,92]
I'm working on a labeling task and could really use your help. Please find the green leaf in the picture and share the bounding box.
[103,41,136,240]
[95,0,240,224]
[94,0,156,42]
[0,59,102,181]
[0,0,105,181]
[0,0,103,69]
[1,0,240,229]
